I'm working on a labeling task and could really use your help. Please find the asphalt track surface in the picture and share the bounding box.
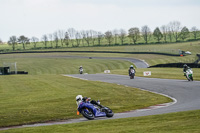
[1,56,199,131]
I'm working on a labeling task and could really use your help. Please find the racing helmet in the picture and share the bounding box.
[130,65,134,68]
[76,95,83,101]
[183,64,187,68]
[76,95,83,106]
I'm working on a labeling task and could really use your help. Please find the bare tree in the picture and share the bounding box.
[0,38,2,44]
[141,25,151,44]
[75,31,81,47]
[53,32,59,48]
[80,30,86,46]
[105,31,113,45]
[180,26,189,41]
[90,30,97,46]
[58,30,65,47]
[118,29,127,45]
[191,26,199,40]
[153,27,163,43]
[167,25,173,42]
[83,30,91,46]
[81,30,86,46]
[113,29,119,45]
[48,34,53,47]
[97,32,104,46]
[169,21,182,42]
[128,27,140,44]
[31,37,39,49]
[160,25,168,43]
[41,34,48,48]
[64,32,70,47]
[18,35,30,50]
[8,36,17,51]
[68,28,76,47]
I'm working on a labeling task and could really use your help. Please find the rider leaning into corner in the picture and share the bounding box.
[79,66,84,74]
[76,95,103,107]
[79,66,83,70]
[183,64,190,76]
[128,65,136,76]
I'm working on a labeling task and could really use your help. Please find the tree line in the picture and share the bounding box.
[5,21,200,51]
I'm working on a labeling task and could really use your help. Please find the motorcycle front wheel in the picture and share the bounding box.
[104,107,114,117]
[186,75,190,81]
[81,108,95,120]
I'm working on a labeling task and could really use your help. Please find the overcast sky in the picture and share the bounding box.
[0,0,200,41]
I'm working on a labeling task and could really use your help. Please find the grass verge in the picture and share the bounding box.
[1,110,200,133]
[111,68,200,81]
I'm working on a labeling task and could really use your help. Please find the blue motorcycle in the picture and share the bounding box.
[77,100,114,120]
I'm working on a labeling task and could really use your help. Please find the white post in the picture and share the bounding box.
[15,62,17,74]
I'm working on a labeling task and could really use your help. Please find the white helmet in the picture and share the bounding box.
[76,95,83,101]
[76,95,83,106]
[130,65,133,67]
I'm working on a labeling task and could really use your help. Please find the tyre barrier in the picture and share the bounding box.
[150,63,200,68]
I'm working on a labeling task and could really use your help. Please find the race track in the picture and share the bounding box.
[0,56,199,131]
[67,74,200,119]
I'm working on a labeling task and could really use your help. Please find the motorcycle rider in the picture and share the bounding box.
[76,95,102,107]
[128,65,136,76]
[79,66,83,74]
[183,64,190,76]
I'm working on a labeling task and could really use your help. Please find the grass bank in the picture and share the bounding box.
[0,75,172,127]
[1,41,200,66]
[0,55,132,75]
[1,110,200,133]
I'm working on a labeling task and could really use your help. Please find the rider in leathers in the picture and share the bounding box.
[76,95,102,108]
[183,64,190,76]
[128,65,136,76]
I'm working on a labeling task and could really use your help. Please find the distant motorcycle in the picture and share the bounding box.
[77,100,114,120]
[79,68,83,74]
[129,69,135,79]
[185,69,193,81]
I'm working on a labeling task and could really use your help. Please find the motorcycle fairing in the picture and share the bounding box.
[78,102,106,117]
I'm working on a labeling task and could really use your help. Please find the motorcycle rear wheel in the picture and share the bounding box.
[186,76,190,81]
[191,76,193,81]
[130,74,134,79]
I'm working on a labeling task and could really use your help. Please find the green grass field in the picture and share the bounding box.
[1,53,199,80]
[0,74,171,127]
[46,41,200,66]
[1,41,200,66]
[1,110,200,133]
[0,55,132,75]
[0,54,173,127]
[0,41,199,132]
